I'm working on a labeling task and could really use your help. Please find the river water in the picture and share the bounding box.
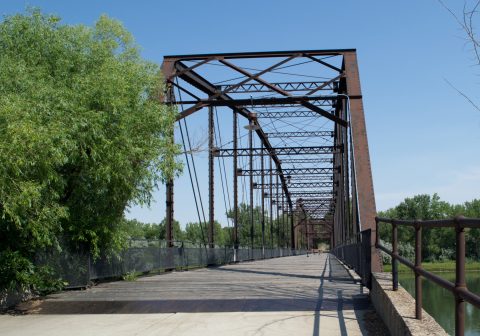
[399,271,480,335]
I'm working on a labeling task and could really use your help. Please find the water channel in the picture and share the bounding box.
[399,271,480,335]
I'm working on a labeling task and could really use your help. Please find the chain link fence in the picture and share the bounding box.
[35,240,308,288]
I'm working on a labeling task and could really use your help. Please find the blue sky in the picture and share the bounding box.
[2,0,479,227]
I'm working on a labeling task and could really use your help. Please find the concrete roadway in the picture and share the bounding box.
[0,253,387,335]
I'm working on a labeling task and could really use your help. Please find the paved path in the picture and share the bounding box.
[0,253,387,335]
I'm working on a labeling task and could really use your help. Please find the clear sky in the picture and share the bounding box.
[2,0,479,228]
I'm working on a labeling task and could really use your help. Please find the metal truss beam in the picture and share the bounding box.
[288,176,333,181]
[238,167,335,176]
[164,49,355,60]
[265,191,333,198]
[255,182,334,189]
[299,204,333,208]
[281,158,333,164]
[257,110,330,118]
[214,81,338,93]
[172,95,356,112]
[289,191,334,197]
[265,131,334,138]
[296,198,334,203]
[214,146,341,157]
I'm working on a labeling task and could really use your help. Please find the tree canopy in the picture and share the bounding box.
[0,10,181,290]
[378,194,480,262]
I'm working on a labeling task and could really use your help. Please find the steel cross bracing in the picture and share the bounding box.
[254,182,334,188]
[237,167,336,176]
[162,49,380,272]
[214,80,339,93]
[280,158,333,164]
[265,131,334,138]
[214,146,342,157]
[288,176,334,181]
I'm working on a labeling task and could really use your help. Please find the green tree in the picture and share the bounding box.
[463,199,480,258]
[184,221,226,246]
[378,194,454,261]
[158,218,184,242]
[226,203,287,248]
[0,10,181,290]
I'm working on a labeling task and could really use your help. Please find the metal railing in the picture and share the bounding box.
[375,216,480,336]
[331,229,372,288]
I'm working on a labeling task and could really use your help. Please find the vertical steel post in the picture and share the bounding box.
[455,216,466,336]
[276,174,280,249]
[261,143,265,258]
[392,220,398,291]
[208,106,214,248]
[166,180,174,247]
[233,111,238,257]
[290,204,295,250]
[343,102,351,240]
[305,217,309,250]
[164,82,175,249]
[281,192,285,248]
[269,157,274,251]
[343,51,381,272]
[414,222,423,320]
[249,118,254,254]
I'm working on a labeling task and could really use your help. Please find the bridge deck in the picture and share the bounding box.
[1,253,387,335]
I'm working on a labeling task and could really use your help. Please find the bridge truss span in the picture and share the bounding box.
[161,49,380,271]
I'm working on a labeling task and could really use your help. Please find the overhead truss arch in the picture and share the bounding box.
[161,49,380,271]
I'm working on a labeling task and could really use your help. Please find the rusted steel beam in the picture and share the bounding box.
[265,131,334,138]
[343,51,381,272]
[261,142,265,257]
[237,167,335,176]
[281,158,334,164]
[214,146,340,157]
[161,61,175,249]
[171,95,360,109]
[289,191,335,197]
[233,111,239,251]
[255,182,334,188]
[296,198,334,203]
[304,54,343,72]
[208,106,214,248]
[258,110,329,118]
[215,81,338,94]
[164,48,356,61]
[289,175,333,181]
[163,49,355,60]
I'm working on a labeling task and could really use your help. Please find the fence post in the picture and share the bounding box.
[363,229,372,289]
[392,220,398,291]
[414,221,422,320]
[455,216,466,336]
[87,251,92,283]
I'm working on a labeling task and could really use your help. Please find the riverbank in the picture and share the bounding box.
[383,261,480,273]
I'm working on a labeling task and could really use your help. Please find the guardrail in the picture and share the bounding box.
[331,229,372,289]
[35,240,307,289]
[375,216,480,336]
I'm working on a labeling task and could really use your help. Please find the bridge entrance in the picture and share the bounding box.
[4,50,393,336]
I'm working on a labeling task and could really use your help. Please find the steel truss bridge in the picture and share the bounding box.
[162,49,381,271]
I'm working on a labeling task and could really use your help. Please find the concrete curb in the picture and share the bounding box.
[371,272,448,336]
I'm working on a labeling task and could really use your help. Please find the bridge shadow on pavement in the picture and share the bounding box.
[15,254,388,335]
[22,254,369,315]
